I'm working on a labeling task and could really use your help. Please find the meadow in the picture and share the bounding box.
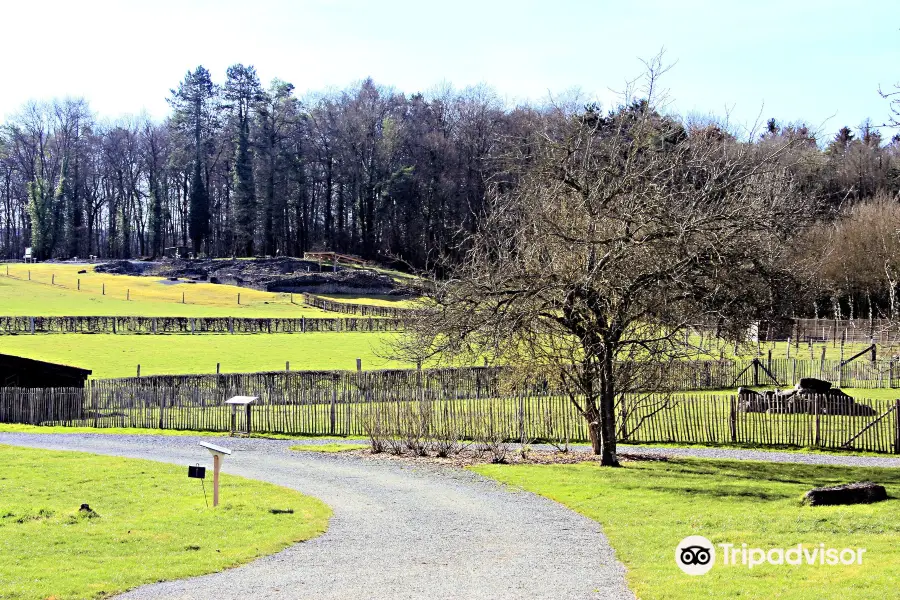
[0,444,330,600]
[0,332,407,378]
[474,458,900,600]
[0,263,332,317]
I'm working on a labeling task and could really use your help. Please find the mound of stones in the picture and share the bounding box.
[94,260,152,276]
[93,256,411,295]
[738,378,876,416]
[803,482,887,506]
[264,269,403,295]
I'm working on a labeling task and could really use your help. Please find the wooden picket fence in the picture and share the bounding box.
[0,387,85,424]
[302,293,414,319]
[3,366,899,453]
[0,315,403,335]
[794,318,900,344]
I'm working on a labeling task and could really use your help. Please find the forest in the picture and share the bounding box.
[2,64,900,317]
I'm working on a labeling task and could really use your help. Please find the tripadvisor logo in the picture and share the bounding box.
[675,536,867,575]
[676,536,715,575]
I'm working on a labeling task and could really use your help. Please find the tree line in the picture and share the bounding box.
[1,64,899,281]
[0,66,534,266]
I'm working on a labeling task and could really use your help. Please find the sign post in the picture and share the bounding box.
[225,396,258,436]
[199,442,232,507]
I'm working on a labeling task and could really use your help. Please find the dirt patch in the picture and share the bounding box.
[340,447,669,467]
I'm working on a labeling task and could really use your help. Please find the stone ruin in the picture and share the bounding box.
[738,378,876,416]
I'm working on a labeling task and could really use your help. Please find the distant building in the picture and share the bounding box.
[0,354,92,388]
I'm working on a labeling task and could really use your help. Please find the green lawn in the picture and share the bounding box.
[0,264,330,317]
[0,332,408,377]
[0,444,330,600]
[474,459,900,600]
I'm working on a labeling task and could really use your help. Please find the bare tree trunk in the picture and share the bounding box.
[599,353,620,466]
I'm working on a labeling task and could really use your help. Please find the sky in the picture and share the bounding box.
[1,0,897,139]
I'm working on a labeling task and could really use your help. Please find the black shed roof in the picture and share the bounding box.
[0,353,92,388]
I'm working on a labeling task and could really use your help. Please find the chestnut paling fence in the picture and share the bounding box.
[2,365,899,453]
[302,293,414,319]
[0,315,403,335]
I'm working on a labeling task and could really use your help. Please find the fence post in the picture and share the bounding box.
[819,347,826,378]
[330,382,337,435]
[814,395,821,448]
[752,359,759,387]
[729,396,737,442]
[895,399,900,454]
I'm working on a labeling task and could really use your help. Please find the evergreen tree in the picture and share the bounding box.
[168,66,217,254]
[27,177,52,259]
[224,64,262,256]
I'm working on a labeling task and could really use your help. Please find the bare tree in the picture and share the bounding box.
[394,60,815,466]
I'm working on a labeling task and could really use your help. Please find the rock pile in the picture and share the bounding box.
[93,257,412,295]
[738,378,876,416]
[803,482,887,506]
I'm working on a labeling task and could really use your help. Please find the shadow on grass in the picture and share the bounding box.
[605,458,900,502]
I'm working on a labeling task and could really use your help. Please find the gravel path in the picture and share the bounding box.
[0,433,634,600]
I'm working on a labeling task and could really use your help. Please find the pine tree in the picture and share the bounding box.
[168,66,217,254]
[224,64,262,256]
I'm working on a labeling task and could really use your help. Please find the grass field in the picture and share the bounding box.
[0,444,330,600]
[0,332,408,377]
[474,458,900,600]
[0,263,332,317]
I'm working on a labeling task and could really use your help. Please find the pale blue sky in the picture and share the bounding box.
[1,0,897,138]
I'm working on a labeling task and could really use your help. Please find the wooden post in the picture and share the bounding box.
[182,292,185,304]
[28,270,30,280]
[137,364,140,377]
[51,273,55,285]
[216,362,220,374]
[237,293,241,305]
[330,385,337,435]
[729,396,737,442]
[102,283,105,295]
[126,289,130,301]
[286,361,290,371]
[814,395,821,447]
[77,278,80,290]
[888,357,894,389]
[356,358,362,371]
[786,337,791,359]
[753,358,759,387]
[767,349,772,373]
[246,404,252,435]
[819,346,826,378]
[894,399,900,454]
[213,454,221,507]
